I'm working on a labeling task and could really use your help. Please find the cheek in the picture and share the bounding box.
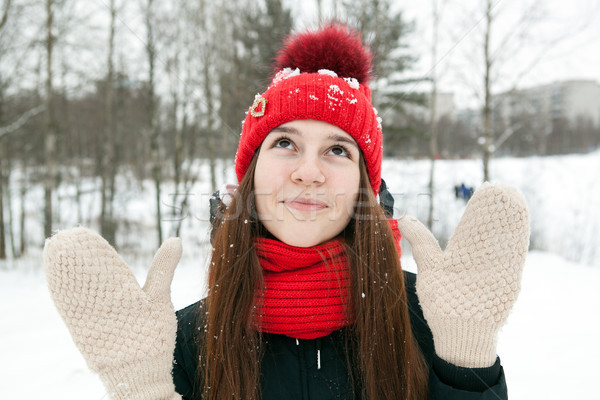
[333,169,360,210]
[253,163,270,213]
[254,155,286,215]
[254,154,274,192]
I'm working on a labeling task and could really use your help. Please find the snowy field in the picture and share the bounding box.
[1,152,600,399]
[2,251,599,399]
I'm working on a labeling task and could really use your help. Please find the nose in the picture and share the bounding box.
[290,154,325,186]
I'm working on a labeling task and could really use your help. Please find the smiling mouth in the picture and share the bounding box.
[282,198,328,212]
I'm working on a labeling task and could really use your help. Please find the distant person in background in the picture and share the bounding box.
[43,24,530,400]
[455,182,475,201]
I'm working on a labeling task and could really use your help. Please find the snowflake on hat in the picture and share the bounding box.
[236,24,383,196]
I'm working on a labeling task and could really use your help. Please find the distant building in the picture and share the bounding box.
[493,80,600,128]
[487,80,600,155]
[433,92,455,121]
[392,80,600,157]
[404,92,456,121]
[455,108,481,131]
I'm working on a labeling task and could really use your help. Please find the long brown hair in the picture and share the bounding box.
[344,160,429,399]
[200,153,428,399]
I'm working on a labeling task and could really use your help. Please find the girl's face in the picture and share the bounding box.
[254,119,361,247]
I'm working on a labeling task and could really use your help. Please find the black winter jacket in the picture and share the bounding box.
[172,271,508,399]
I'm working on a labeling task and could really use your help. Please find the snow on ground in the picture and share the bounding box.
[1,251,599,399]
[0,250,209,400]
[1,152,599,398]
[497,252,600,400]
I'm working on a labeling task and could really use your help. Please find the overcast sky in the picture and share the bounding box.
[290,0,600,108]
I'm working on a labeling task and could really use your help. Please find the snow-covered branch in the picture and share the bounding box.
[0,105,45,138]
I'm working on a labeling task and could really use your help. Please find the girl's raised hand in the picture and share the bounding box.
[398,183,529,367]
[44,227,182,400]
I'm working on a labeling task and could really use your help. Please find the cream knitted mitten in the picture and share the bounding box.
[43,227,182,400]
[398,183,529,368]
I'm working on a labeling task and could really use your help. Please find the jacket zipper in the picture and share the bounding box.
[316,337,322,370]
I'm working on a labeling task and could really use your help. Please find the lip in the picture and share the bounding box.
[282,198,329,212]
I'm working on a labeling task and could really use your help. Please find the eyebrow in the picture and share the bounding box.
[328,134,359,149]
[271,126,359,149]
[271,126,299,135]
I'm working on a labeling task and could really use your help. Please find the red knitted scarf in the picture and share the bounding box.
[253,220,401,339]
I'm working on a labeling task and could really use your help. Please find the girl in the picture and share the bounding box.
[44,25,529,400]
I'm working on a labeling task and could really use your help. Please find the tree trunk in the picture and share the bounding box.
[44,0,57,239]
[100,0,117,245]
[169,31,182,226]
[204,70,217,193]
[427,0,440,229]
[481,0,493,183]
[19,173,26,256]
[145,0,163,246]
[0,84,6,259]
[171,73,184,236]
[199,0,217,193]
[0,156,5,259]
[0,0,12,31]
[6,164,16,257]
[316,0,322,22]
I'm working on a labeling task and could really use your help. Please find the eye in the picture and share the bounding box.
[328,145,350,158]
[274,137,294,150]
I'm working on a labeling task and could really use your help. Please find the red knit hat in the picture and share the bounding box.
[235,24,383,195]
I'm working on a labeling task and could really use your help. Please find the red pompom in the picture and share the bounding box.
[274,24,373,84]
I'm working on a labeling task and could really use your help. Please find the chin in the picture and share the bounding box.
[272,227,341,248]
[285,238,323,248]
[261,218,348,248]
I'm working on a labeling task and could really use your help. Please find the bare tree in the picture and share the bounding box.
[215,1,237,185]
[164,5,185,234]
[480,1,549,179]
[162,2,200,236]
[99,0,118,245]
[141,0,164,246]
[0,0,24,259]
[0,0,12,259]
[315,0,322,22]
[199,0,218,193]
[447,0,598,180]
[427,0,443,229]
[0,0,12,30]
[0,0,49,259]
[479,0,494,182]
[0,145,5,259]
[43,0,59,239]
